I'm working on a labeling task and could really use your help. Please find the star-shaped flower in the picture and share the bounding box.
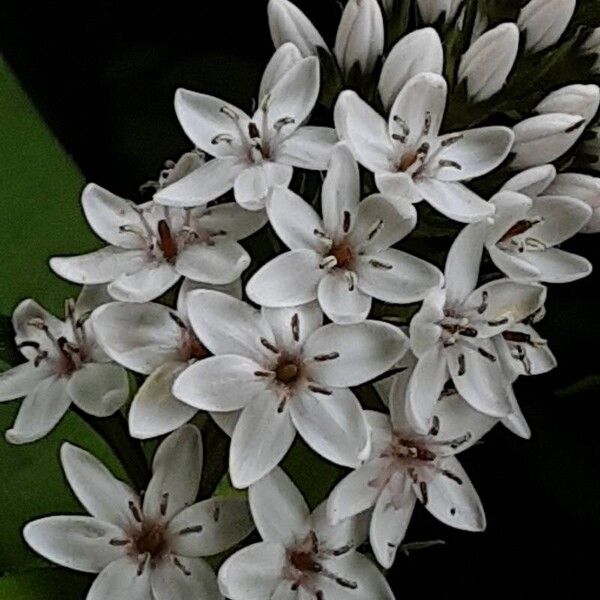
[0,286,128,444]
[155,45,337,211]
[219,467,395,600]
[335,72,515,223]
[247,144,443,324]
[24,426,253,600]
[51,154,265,302]
[172,291,409,488]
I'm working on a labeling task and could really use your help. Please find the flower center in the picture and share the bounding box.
[133,522,168,559]
[276,361,300,385]
[497,216,546,253]
[329,241,355,270]
[290,550,321,573]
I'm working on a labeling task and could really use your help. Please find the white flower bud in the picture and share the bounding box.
[458,23,520,102]
[416,0,461,24]
[334,0,385,77]
[517,0,576,53]
[267,0,328,58]
[536,84,600,124]
[511,113,587,169]
[546,173,600,233]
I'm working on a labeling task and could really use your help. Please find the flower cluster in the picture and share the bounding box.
[1,1,599,598]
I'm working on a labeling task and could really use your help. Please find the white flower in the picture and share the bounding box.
[535,84,600,124]
[0,286,128,444]
[511,113,587,170]
[335,0,385,78]
[517,0,576,53]
[416,0,462,24]
[336,73,515,223]
[475,190,592,283]
[51,161,265,302]
[24,426,253,600]
[246,144,443,324]
[172,291,409,488]
[219,467,395,600]
[154,48,337,211]
[327,386,488,568]
[377,28,444,111]
[458,23,520,102]
[267,0,328,58]
[582,28,600,74]
[409,226,547,419]
[91,280,240,439]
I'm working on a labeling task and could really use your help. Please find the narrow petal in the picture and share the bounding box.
[529,196,592,245]
[521,248,592,283]
[152,557,221,600]
[248,467,310,546]
[277,126,338,170]
[304,321,409,387]
[87,557,150,600]
[12,299,65,354]
[0,362,48,402]
[262,302,324,349]
[60,442,138,530]
[67,363,129,418]
[357,248,443,304]
[172,356,266,412]
[170,497,254,557]
[144,425,203,521]
[409,287,446,357]
[318,272,372,325]
[108,262,180,303]
[291,388,370,467]
[23,516,126,574]
[195,201,268,242]
[310,501,368,552]
[246,250,323,307]
[6,377,70,445]
[229,394,296,488]
[260,43,303,101]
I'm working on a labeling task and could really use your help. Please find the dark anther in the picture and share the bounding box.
[423,111,432,135]
[417,141,430,155]
[458,354,466,376]
[449,432,472,450]
[109,538,129,546]
[254,370,272,378]
[291,313,300,342]
[158,219,178,262]
[213,505,221,522]
[160,493,169,517]
[367,219,384,241]
[441,470,463,485]
[331,544,352,557]
[488,317,509,327]
[313,352,340,362]
[248,122,261,139]
[335,576,358,590]
[273,117,295,130]
[137,555,148,576]
[419,481,429,506]
[441,134,464,147]
[343,211,351,233]
[128,501,143,523]
[34,351,49,367]
[169,312,187,329]
[439,159,462,170]
[308,385,332,396]
[316,591,324,600]
[173,557,192,576]
[260,337,279,354]
[459,327,478,338]
[178,525,203,536]
[369,259,393,270]
[429,415,440,437]
[503,331,532,344]
[17,341,40,350]
[450,507,457,516]
[477,347,497,362]
[478,291,489,314]
[565,118,586,133]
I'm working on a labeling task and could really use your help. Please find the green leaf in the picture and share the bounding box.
[0,569,91,600]
[0,58,97,316]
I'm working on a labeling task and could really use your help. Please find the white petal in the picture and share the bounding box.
[0,362,48,402]
[545,172,600,232]
[155,157,244,207]
[375,171,423,203]
[233,165,272,211]
[178,278,242,317]
[176,240,250,285]
[92,302,182,374]
[260,43,303,101]
[230,394,296,488]
[318,272,372,325]
[409,287,445,357]
[170,497,254,557]
[520,248,592,283]
[50,248,149,286]
[248,467,310,546]
[172,356,266,412]
[23,516,126,574]
[6,377,70,445]
[379,28,444,110]
[262,302,324,349]
[277,127,338,170]
[108,261,180,303]
[129,362,197,439]
[357,248,443,304]
[321,143,360,238]
[416,179,494,223]
[435,127,514,182]
[87,557,150,600]
[144,425,203,520]
[517,0,576,52]
[291,388,370,467]
[501,164,557,198]
[194,202,267,242]
[370,474,416,568]
[60,442,138,530]
[529,195,592,245]
[266,186,323,251]
[311,500,368,552]
[211,411,241,436]
[186,290,272,360]
[536,84,600,124]
[420,456,486,531]
[12,299,65,355]
[246,250,323,307]
[152,557,221,600]
[67,363,128,417]
[336,90,394,172]
[488,244,542,280]
[218,542,286,600]
[389,72,447,143]
[304,321,409,387]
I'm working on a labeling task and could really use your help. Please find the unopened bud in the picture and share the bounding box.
[517,0,576,53]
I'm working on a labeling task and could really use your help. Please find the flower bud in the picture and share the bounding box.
[267,0,328,58]
[334,0,385,77]
[458,23,520,102]
[582,28,600,73]
[416,0,461,24]
[536,84,600,124]
[517,0,576,53]
[511,113,586,169]
[546,173,600,233]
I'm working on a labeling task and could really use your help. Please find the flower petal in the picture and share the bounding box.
[260,43,303,102]
[195,202,268,241]
[291,388,370,468]
[501,164,557,198]
[261,302,324,349]
[233,165,272,211]
[519,248,592,283]
[23,516,126,574]
[229,394,296,488]
[248,467,310,546]
[151,557,221,600]
[375,171,423,203]
[529,196,592,245]
[277,126,338,170]
[488,244,541,280]
[87,557,150,600]
[0,362,49,402]
[318,272,372,325]
[108,262,180,303]
[305,321,409,387]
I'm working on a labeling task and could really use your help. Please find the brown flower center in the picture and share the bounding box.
[276,362,300,385]
[330,242,355,270]
[290,550,321,573]
[133,522,168,559]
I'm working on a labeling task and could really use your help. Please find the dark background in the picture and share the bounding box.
[2,1,599,597]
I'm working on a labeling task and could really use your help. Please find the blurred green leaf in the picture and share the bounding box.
[0,568,91,600]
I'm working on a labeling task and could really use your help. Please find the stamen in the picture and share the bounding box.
[328,544,352,557]
[273,117,295,130]
[260,338,279,354]
[441,469,463,485]
[459,327,478,338]
[137,553,149,576]
[248,122,260,139]
[313,352,340,362]
[129,501,143,523]
[178,525,204,535]
[458,354,466,376]
[319,256,338,270]
[392,115,410,136]
[308,384,332,396]
[423,111,432,136]
[17,341,40,350]
[439,159,462,170]
[109,538,129,546]
[254,370,272,378]
[345,271,356,292]
[429,415,440,437]
[441,134,464,147]
[313,228,328,239]
[477,347,497,362]
[159,493,169,517]
[366,219,384,241]
[525,237,547,251]
[213,505,221,522]
[211,133,234,145]
[291,313,300,342]
[419,481,429,505]
[343,211,352,233]
[488,317,509,327]
[368,259,393,270]
[173,556,192,576]
[34,351,49,367]
[220,106,239,121]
